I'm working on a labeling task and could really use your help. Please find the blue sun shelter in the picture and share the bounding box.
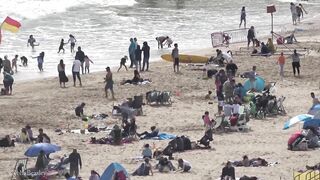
[100,162,129,180]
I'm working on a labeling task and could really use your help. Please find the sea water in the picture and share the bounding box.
[0,0,319,81]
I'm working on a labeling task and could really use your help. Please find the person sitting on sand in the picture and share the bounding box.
[157,157,176,172]
[89,170,100,180]
[311,92,320,106]
[137,126,159,139]
[121,70,147,85]
[132,157,153,176]
[221,161,235,180]
[142,144,153,159]
[19,128,30,143]
[242,155,250,167]
[199,128,213,148]
[205,91,212,100]
[266,38,276,54]
[26,125,36,142]
[177,159,192,172]
[109,125,122,145]
[226,60,238,77]
[117,55,128,72]
[37,128,51,143]
[75,102,86,117]
[122,118,137,137]
[260,42,270,55]
[0,135,14,147]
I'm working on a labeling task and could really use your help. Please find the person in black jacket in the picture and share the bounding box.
[69,149,82,177]
[141,41,150,71]
[135,44,142,71]
[75,46,85,74]
[221,161,235,180]
[247,26,255,48]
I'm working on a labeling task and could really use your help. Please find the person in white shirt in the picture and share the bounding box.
[84,55,94,74]
[68,34,77,53]
[72,58,82,87]
[178,159,191,172]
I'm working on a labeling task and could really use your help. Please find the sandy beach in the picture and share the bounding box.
[1,23,320,180]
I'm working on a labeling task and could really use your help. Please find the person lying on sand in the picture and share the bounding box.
[121,70,151,85]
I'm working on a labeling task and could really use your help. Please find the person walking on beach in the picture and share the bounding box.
[277,52,285,79]
[11,55,18,73]
[69,149,82,178]
[239,6,246,28]
[105,67,115,99]
[118,56,128,72]
[247,26,255,48]
[57,59,68,88]
[68,34,77,53]
[27,35,39,51]
[32,52,45,71]
[128,38,136,68]
[3,56,12,74]
[135,44,142,71]
[290,3,298,25]
[141,41,150,71]
[291,49,302,77]
[72,58,82,87]
[75,46,85,74]
[171,43,179,73]
[57,39,67,53]
[84,55,94,74]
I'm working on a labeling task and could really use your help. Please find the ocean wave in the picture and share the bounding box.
[0,0,137,20]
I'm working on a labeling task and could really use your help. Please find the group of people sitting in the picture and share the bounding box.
[251,38,276,56]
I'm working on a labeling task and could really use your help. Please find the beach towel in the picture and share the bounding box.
[150,133,176,140]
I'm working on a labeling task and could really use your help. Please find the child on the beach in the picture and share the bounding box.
[27,35,39,51]
[84,55,94,74]
[67,34,77,53]
[117,55,128,72]
[11,55,18,73]
[57,39,67,53]
[20,56,28,67]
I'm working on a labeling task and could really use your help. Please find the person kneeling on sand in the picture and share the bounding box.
[132,158,153,176]
[137,126,159,139]
[177,159,192,172]
[221,161,235,180]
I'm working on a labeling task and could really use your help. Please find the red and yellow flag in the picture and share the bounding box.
[1,16,21,33]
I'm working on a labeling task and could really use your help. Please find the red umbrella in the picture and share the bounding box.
[288,131,303,145]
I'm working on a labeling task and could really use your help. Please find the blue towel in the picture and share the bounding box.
[151,133,176,140]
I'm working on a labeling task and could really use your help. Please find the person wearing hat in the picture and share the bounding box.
[117,55,128,72]
[105,67,115,99]
[221,161,235,180]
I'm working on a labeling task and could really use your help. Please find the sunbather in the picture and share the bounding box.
[137,126,159,139]
[132,158,153,176]
[177,159,192,172]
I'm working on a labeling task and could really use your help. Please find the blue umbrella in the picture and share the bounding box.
[243,76,265,92]
[303,119,320,129]
[283,114,314,130]
[24,143,61,157]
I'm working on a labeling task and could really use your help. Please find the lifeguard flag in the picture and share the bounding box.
[1,16,21,33]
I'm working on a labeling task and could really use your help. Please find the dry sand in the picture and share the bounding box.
[1,28,320,180]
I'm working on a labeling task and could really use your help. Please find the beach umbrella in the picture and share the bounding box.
[303,119,320,129]
[243,76,265,92]
[308,104,320,115]
[283,114,314,130]
[24,143,61,157]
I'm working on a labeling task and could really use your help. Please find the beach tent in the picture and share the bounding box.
[100,162,129,180]
[243,76,265,92]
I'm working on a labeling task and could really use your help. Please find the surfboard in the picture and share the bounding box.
[161,54,208,64]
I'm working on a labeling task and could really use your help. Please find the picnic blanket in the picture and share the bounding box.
[150,133,176,140]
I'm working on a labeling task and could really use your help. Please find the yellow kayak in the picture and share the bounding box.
[161,54,208,64]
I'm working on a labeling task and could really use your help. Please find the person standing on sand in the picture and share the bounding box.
[141,41,150,71]
[72,58,82,87]
[290,2,298,25]
[57,59,68,88]
[84,55,94,74]
[118,56,128,72]
[129,38,136,68]
[69,149,82,178]
[67,34,77,53]
[27,35,39,51]
[105,67,115,99]
[3,71,14,95]
[239,6,246,28]
[171,43,179,73]
[277,52,285,79]
[3,55,12,74]
[11,55,18,73]
[75,46,85,74]
[247,26,255,48]
[291,49,302,77]
[135,44,142,71]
